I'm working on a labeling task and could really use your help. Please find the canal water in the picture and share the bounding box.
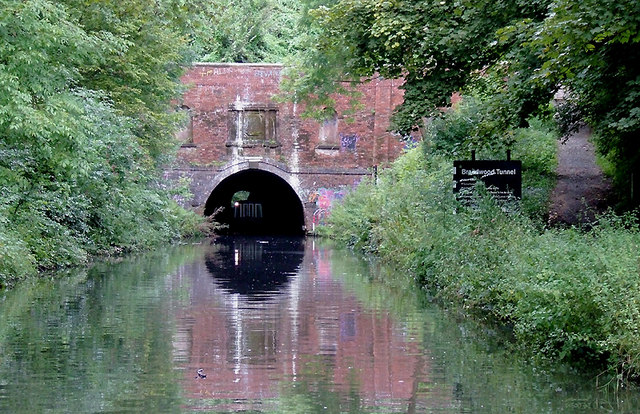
[1,237,638,413]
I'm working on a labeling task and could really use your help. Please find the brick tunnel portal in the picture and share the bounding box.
[203,169,305,236]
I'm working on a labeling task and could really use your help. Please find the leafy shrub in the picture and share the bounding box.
[0,91,201,289]
[422,96,558,224]
[512,117,558,222]
[0,216,35,290]
[325,121,640,382]
[423,96,505,158]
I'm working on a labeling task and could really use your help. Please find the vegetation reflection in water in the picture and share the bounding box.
[0,248,196,413]
[0,238,639,413]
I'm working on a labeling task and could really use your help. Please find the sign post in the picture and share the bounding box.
[453,152,522,204]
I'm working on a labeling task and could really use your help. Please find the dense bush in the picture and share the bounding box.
[324,115,640,382]
[0,93,201,289]
[0,0,202,289]
[422,96,558,223]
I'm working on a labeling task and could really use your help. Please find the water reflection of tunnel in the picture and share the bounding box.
[204,169,305,235]
[205,236,305,298]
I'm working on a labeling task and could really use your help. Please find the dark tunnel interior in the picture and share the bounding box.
[203,169,305,236]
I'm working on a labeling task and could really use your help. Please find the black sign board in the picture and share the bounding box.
[453,159,522,203]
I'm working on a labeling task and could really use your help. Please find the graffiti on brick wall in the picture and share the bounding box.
[340,133,358,152]
[312,208,327,228]
[308,188,346,210]
[254,69,280,78]
[200,67,233,77]
[309,187,348,228]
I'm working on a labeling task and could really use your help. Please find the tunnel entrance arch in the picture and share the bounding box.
[204,167,305,236]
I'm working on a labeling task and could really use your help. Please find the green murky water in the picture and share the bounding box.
[1,237,638,413]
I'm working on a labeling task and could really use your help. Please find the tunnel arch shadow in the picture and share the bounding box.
[204,168,305,236]
[204,236,305,299]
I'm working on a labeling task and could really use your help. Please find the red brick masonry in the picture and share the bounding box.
[170,63,408,231]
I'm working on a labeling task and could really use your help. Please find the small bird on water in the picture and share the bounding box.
[195,368,206,379]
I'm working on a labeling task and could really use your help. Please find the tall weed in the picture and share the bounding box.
[325,129,640,382]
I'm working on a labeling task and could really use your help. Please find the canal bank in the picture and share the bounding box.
[323,141,640,387]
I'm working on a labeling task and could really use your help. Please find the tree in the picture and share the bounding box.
[292,0,640,205]
[0,0,198,287]
[285,0,549,125]
[191,0,305,63]
[517,0,640,202]
[60,0,195,165]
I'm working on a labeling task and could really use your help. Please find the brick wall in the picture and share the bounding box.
[172,63,408,232]
[177,63,406,170]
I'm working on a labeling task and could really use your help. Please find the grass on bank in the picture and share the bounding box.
[321,112,640,383]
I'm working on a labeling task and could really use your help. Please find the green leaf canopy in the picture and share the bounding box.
[293,0,640,203]
[0,0,198,286]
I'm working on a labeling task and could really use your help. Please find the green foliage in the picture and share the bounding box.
[295,0,640,204]
[0,0,202,289]
[191,0,307,63]
[423,97,512,158]
[61,0,194,165]
[286,0,549,128]
[325,128,640,381]
[511,117,558,220]
[497,0,640,205]
[0,219,35,288]
[421,97,557,222]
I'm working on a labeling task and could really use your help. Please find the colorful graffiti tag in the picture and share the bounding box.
[308,188,346,210]
[308,188,348,229]
[340,133,358,152]
[312,208,327,229]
